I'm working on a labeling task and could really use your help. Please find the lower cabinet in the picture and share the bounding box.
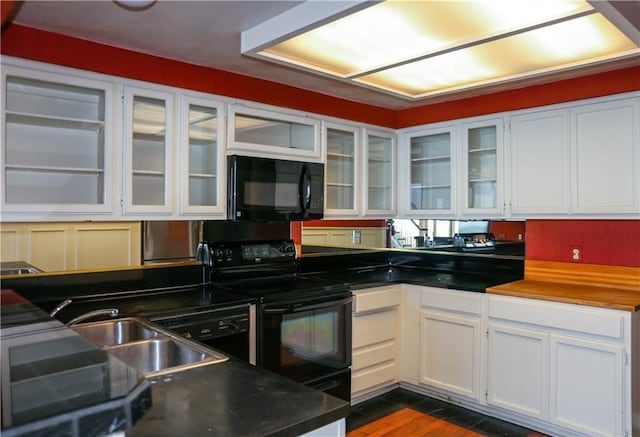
[487,323,548,419]
[549,335,624,436]
[419,287,483,401]
[487,294,632,437]
[351,285,401,398]
[350,284,637,437]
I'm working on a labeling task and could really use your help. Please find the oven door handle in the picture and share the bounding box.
[263,296,352,315]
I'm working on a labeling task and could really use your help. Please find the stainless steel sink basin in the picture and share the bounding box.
[71,319,159,345]
[71,317,227,377]
[104,338,225,377]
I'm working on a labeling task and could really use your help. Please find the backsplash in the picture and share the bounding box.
[526,219,640,267]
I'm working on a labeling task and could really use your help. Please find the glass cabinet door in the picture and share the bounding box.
[180,96,224,215]
[408,127,455,214]
[2,66,114,215]
[365,130,395,215]
[124,86,174,214]
[462,119,503,215]
[228,105,321,161]
[325,124,358,215]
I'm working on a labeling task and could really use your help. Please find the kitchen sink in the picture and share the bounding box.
[72,319,160,346]
[71,317,227,377]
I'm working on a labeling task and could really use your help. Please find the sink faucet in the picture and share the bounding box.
[67,308,119,326]
[49,298,73,317]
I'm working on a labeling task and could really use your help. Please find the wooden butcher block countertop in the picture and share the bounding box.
[487,260,640,312]
[488,279,640,312]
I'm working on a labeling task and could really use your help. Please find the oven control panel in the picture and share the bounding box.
[203,239,297,266]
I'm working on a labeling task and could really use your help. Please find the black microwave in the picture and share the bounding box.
[227,155,324,221]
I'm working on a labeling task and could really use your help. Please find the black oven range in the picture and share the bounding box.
[198,239,353,402]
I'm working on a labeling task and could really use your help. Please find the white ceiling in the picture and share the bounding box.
[8,0,640,110]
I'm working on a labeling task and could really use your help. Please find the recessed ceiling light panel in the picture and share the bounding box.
[244,0,640,100]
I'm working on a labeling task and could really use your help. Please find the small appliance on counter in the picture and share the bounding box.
[227,155,324,221]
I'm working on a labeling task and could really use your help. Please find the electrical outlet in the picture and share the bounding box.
[571,246,582,262]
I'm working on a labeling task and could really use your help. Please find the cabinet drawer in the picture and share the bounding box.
[352,362,396,394]
[353,310,396,348]
[488,295,625,340]
[353,286,401,314]
[353,342,396,371]
[421,287,483,316]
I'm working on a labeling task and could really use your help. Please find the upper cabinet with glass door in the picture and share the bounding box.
[363,129,395,216]
[1,63,115,219]
[123,85,175,215]
[325,123,359,216]
[403,125,456,217]
[179,95,225,216]
[461,118,504,216]
[228,105,322,162]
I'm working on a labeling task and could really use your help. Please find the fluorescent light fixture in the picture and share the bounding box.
[242,0,640,100]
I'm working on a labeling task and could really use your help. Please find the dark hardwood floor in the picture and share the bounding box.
[347,388,547,437]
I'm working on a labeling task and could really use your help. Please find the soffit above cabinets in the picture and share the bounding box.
[242,0,639,101]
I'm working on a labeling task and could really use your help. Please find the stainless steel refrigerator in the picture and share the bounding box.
[142,221,202,264]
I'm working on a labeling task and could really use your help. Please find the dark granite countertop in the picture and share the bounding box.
[0,290,152,437]
[130,359,350,437]
[304,265,519,293]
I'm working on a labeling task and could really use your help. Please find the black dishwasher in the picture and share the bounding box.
[150,303,256,364]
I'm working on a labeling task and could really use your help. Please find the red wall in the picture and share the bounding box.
[489,221,526,242]
[526,220,640,267]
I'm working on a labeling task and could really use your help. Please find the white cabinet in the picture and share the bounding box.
[570,97,640,214]
[403,124,457,216]
[487,323,549,419]
[325,123,359,216]
[227,105,322,161]
[487,294,632,437]
[325,124,396,218]
[550,335,624,436]
[363,129,395,216]
[179,94,225,215]
[419,287,484,401]
[123,85,175,215]
[462,117,504,216]
[351,285,401,399]
[1,62,116,219]
[508,109,569,215]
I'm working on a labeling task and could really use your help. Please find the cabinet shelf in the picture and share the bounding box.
[326,182,354,188]
[412,184,451,189]
[469,178,497,183]
[6,111,104,131]
[411,155,450,162]
[5,164,104,175]
[132,170,164,176]
[188,173,216,179]
[468,147,496,154]
[133,131,166,141]
[327,152,354,159]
